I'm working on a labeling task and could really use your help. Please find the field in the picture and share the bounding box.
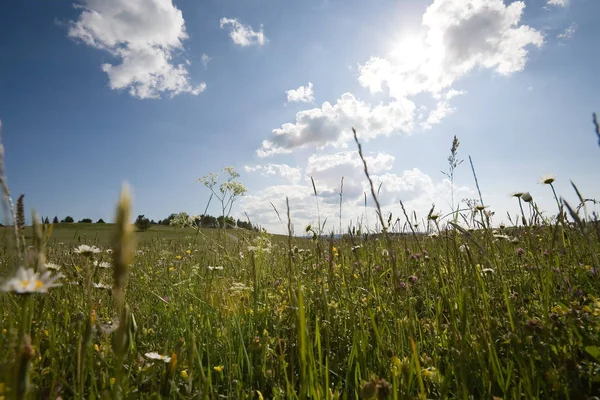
[1,192,599,400]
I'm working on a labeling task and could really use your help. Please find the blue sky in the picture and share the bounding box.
[0,0,598,233]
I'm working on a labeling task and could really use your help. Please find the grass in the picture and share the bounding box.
[0,206,599,399]
[0,121,599,399]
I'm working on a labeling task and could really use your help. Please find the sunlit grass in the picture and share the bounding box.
[1,119,599,398]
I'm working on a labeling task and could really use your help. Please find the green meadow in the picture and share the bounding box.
[1,191,600,399]
[1,125,600,399]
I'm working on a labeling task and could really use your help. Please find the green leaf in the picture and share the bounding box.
[585,346,600,360]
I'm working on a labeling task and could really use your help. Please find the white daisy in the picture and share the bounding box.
[144,352,171,363]
[1,267,63,294]
[540,174,556,185]
[74,245,102,257]
[94,261,112,269]
[45,262,61,271]
[493,234,511,241]
[93,282,112,290]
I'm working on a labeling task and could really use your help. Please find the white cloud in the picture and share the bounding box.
[240,161,473,234]
[306,151,394,175]
[220,18,266,47]
[257,93,415,157]
[68,0,205,99]
[557,23,577,40]
[286,82,315,103]
[200,53,211,69]
[547,0,567,7]
[359,0,543,100]
[258,0,542,156]
[244,163,302,183]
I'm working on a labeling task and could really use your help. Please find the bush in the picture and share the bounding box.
[96,219,105,224]
[135,215,151,231]
[79,218,93,223]
[61,216,74,223]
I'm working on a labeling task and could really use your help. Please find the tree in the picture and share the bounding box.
[217,216,235,229]
[135,214,151,231]
[43,217,50,224]
[198,167,247,232]
[79,218,93,223]
[52,216,59,224]
[96,219,105,224]
[62,216,74,223]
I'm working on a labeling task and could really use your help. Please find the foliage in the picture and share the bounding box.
[134,214,151,231]
[198,167,247,230]
[61,216,74,223]
[79,218,93,223]
[96,219,105,224]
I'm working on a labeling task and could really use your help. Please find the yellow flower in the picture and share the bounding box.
[256,390,264,400]
[110,377,116,385]
[180,370,188,379]
[186,249,191,255]
[43,329,49,337]
[176,255,182,260]
[94,344,100,352]
[213,365,224,372]
[169,267,175,272]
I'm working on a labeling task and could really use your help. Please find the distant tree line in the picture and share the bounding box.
[36,213,258,232]
[153,213,259,232]
[40,216,105,224]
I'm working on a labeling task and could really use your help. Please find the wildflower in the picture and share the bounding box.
[540,174,556,185]
[207,265,224,271]
[45,262,61,271]
[516,247,525,256]
[481,268,495,274]
[428,213,440,221]
[175,255,182,260]
[110,377,116,385]
[213,365,224,372]
[74,244,102,257]
[525,318,543,333]
[510,192,524,198]
[474,204,487,211]
[144,352,171,363]
[521,192,533,203]
[94,261,112,269]
[93,282,112,290]
[493,234,510,241]
[409,275,418,284]
[94,344,100,352]
[1,267,63,294]
[186,249,191,255]
[459,244,469,253]
[180,370,188,379]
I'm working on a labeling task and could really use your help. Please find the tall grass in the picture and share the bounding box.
[0,118,599,399]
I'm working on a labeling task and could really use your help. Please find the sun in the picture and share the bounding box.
[389,34,427,67]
